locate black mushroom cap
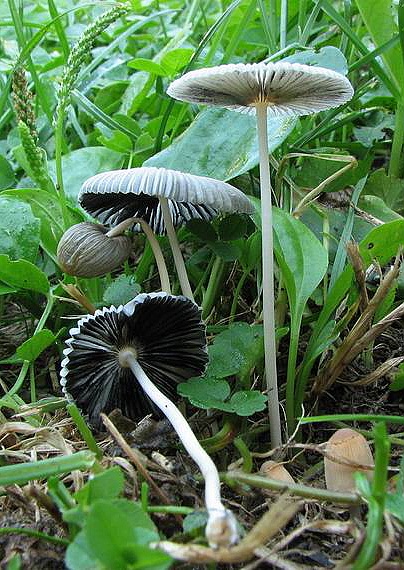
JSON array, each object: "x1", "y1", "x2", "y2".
[
  {"x1": 78, "y1": 166, "x2": 254, "y2": 234},
  {"x1": 60, "y1": 293, "x2": 208, "y2": 427}
]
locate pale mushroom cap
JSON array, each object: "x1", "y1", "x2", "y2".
[
  {"x1": 324, "y1": 428, "x2": 374, "y2": 493},
  {"x1": 259, "y1": 460, "x2": 295, "y2": 484},
  {"x1": 167, "y1": 62, "x2": 354, "y2": 117},
  {"x1": 79, "y1": 166, "x2": 254, "y2": 234}
]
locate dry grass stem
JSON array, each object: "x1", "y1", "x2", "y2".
[{"x1": 151, "y1": 496, "x2": 300, "y2": 563}]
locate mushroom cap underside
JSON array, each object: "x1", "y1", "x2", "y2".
[
  {"x1": 60, "y1": 292, "x2": 208, "y2": 427},
  {"x1": 167, "y1": 62, "x2": 354, "y2": 116}
]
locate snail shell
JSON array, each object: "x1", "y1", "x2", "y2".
[{"x1": 57, "y1": 222, "x2": 132, "y2": 277}]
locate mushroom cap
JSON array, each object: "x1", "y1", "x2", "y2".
[
  {"x1": 79, "y1": 166, "x2": 254, "y2": 234},
  {"x1": 167, "y1": 62, "x2": 354, "y2": 117},
  {"x1": 259, "y1": 460, "x2": 295, "y2": 484},
  {"x1": 324, "y1": 428, "x2": 374, "y2": 493},
  {"x1": 57, "y1": 222, "x2": 132, "y2": 277},
  {"x1": 60, "y1": 292, "x2": 208, "y2": 427}
]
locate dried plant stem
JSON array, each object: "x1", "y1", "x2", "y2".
[
  {"x1": 346, "y1": 241, "x2": 368, "y2": 311},
  {"x1": 159, "y1": 197, "x2": 194, "y2": 301},
  {"x1": 314, "y1": 253, "x2": 402, "y2": 393},
  {"x1": 101, "y1": 413, "x2": 173, "y2": 508},
  {"x1": 151, "y1": 496, "x2": 299, "y2": 563},
  {"x1": 106, "y1": 217, "x2": 171, "y2": 294},
  {"x1": 256, "y1": 103, "x2": 282, "y2": 449}
]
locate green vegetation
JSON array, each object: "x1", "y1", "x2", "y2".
[{"x1": 1, "y1": 0, "x2": 404, "y2": 567}]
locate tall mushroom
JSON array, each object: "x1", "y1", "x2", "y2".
[
  {"x1": 167, "y1": 62, "x2": 354, "y2": 447},
  {"x1": 60, "y1": 292, "x2": 238, "y2": 548},
  {"x1": 79, "y1": 166, "x2": 254, "y2": 301}
]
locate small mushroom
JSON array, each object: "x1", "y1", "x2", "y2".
[
  {"x1": 259, "y1": 460, "x2": 295, "y2": 484},
  {"x1": 167, "y1": 62, "x2": 354, "y2": 448},
  {"x1": 57, "y1": 222, "x2": 132, "y2": 277},
  {"x1": 79, "y1": 166, "x2": 253, "y2": 301},
  {"x1": 60, "y1": 292, "x2": 238, "y2": 548},
  {"x1": 324, "y1": 428, "x2": 374, "y2": 493}
]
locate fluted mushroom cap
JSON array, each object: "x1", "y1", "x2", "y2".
[
  {"x1": 60, "y1": 292, "x2": 208, "y2": 427},
  {"x1": 167, "y1": 62, "x2": 354, "y2": 117},
  {"x1": 79, "y1": 166, "x2": 254, "y2": 234}
]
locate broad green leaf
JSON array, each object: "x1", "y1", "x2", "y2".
[
  {"x1": 359, "y1": 218, "x2": 404, "y2": 265},
  {"x1": 186, "y1": 219, "x2": 218, "y2": 242},
  {"x1": 355, "y1": 0, "x2": 404, "y2": 94},
  {"x1": 0, "y1": 282, "x2": 17, "y2": 295},
  {"x1": 178, "y1": 377, "x2": 231, "y2": 409},
  {"x1": 359, "y1": 195, "x2": 402, "y2": 223},
  {"x1": 48, "y1": 147, "x2": 124, "y2": 201},
  {"x1": 363, "y1": 169, "x2": 404, "y2": 213},
  {"x1": 208, "y1": 241, "x2": 241, "y2": 261},
  {"x1": 218, "y1": 214, "x2": 248, "y2": 241},
  {"x1": 160, "y1": 48, "x2": 193, "y2": 74},
  {"x1": 16, "y1": 329, "x2": 56, "y2": 362},
  {"x1": 0, "y1": 255, "x2": 49, "y2": 294},
  {"x1": 98, "y1": 130, "x2": 132, "y2": 154},
  {"x1": 0, "y1": 156, "x2": 15, "y2": 189},
  {"x1": 67, "y1": 500, "x2": 171, "y2": 570},
  {"x1": 128, "y1": 58, "x2": 167, "y2": 76},
  {"x1": 273, "y1": 208, "x2": 328, "y2": 317},
  {"x1": 206, "y1": 322, "x2": 264, "y2": 379},
  {"x1": 2, "y1": 188, "x2": 80, "y2": 256},
  {"x1": 283, "y1": 46, "x2": 348, "y2": 74},
  {"x1": 103, "y1": 275, "x2": 141, "y2": 306},
  {"x1": 228, "y1": 391, "x2": 267, "y2": 416},
  {"x1": 145, "y1": 108, "x2": 296, "y2": 181},
  {"x1": 0, "y1": 196, "x2": 40, "y2": 262},
  {"x1": 74, "y1": 468, "x2": 125, "y2": 508},
  {"x1": 183, "y1": 511, "x2": 208, "y2": 535}
]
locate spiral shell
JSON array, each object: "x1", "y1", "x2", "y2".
[{"x1": 57, "y1": 222, "x2": 132, "y2": 277}]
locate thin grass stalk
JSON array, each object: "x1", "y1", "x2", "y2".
[{"x1": 256, "y1": 104, "x2": 282, "y2": 449}]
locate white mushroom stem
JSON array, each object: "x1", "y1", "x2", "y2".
[
  {"x1": 158, "y1": 196, "x2": 195, "y2": 302},
  {"x1": 255, "y1": 103, "x2": 282, "y2": 449},
  {"x1": 106, "y1": 217, "x2": 171, "y2": 294},
  {"x1": 119, "y1": 349, "x2": 238, "y2": 548}
]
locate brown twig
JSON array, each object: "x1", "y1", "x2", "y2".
[
  {"x1": 151, "y1": 496, "x2": 300, "y2": 563},
  {"x1": 101, "y1": 413, "x2": 174, "y2": 508}
]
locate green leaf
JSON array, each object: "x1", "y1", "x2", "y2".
[
  {"x1": 0, "y1": 451, "x2": 95, "y2": 486},
  {"x1": 228, "y1": 391, "x2": 267, "y2": 416},
  {"x1": 66, "y1": 500, "x2": 171, "y2": 570},
  {"x1": 182, "y1": 511, "x2": 208, "y2": 536},
  {"x1": 98, "y1": 130, "x2": 132, "y2": 154},
  {"x1": 75, "y1": 467, "x2": 125, "y2": 508},
  {"x1": 390, "y1": 363, "x2": 404, "y2": 392},
  {"x1": 363, "y1": 169, "x2": 404, "y2": 213},
  {"x1": 0, "y1": 156, "x2": 15, "y2": 190},
  {"x1": 355, "y1": 0, "x2": 404, "y2": 94},
  {"x1": 0, "y1": 196, "x2": 40, "y2": 262},
  {"x1": 208, "y1": 241, "x2": 241, "y2": 261},
  {"x1": 178, "y1": 377, "x2": 231, "y2": 409},
  {"x1": 2, "y1": 188, "x2": 80, "y2": 256},
  {"x1": 0, "y1": 255, "x2": 49, "y2": 294},
  {"x1": 103, "y1": 275, "x2": 141, "y2": 306},
  {"x1": 283, "y1": 46, "x2": 349, "y2": 74},
  {"x1": 358, "y1": 195, "x2": 402, "y2": 223},
  {"x1": 206, "y1": 322, "x2": 264, "y2": 379},
  {"x1": 273, "y1": 208, "x2": 328, "y2": 318},
  {"x1": 128, "y1": 58, "x2": 167, "y2": 76},
  {"x1": 16, "y1": 329, "x2": 56, "y2": 362},
  {"x1": 359, "y1": 218, "x2": 404, "y2": 265},
  {"x1": 186, "y1": 219, "x2": 217, "y2": 242},
  {"x1": 218, "y1": 214, "x2": 248, "y2": 241},
  {"x1": 48, "y1": 147, "x2": 124, "y2": 201},
  {"x1": 145, "y1": 108, "x2": 296, "y2": 181},
  {"x1": 160, "y1": 48, "x2": 193, "y2": 74}
]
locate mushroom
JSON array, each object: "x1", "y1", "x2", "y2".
[
  {"x1": 259, "y1": 460, "x2": 295, "y2": 485},
  {"x1": 79, "y1": 166, "x2": 254, "y2": 301},
  {"x1": 60, "y1": 292, "x2": 238, "y2": 548},
  {"x1": 167, "y1": 62, "x2": 354, "y2": 447},
  {"x1": 57, "y1": 221, "x2": 132, "y2": 277},
  {"x1": 324, "y1": 428, "x2": 374, "y2": 493}
]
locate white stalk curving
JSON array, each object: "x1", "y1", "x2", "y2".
[{"x1": 119, "y1": 349, "x2": 238, "y2": 549}]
